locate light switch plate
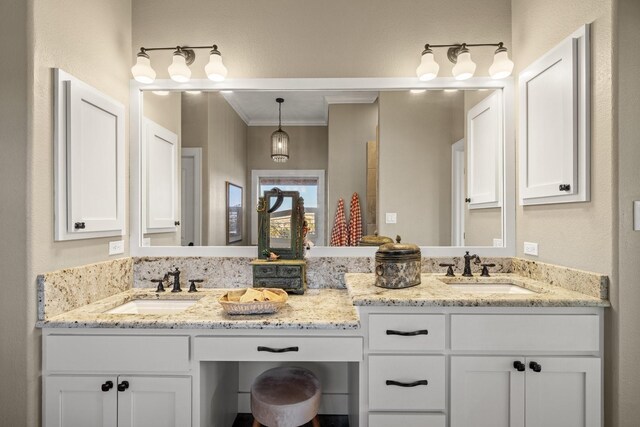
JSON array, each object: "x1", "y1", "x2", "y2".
[
  {"x1": 109, "y1": 240, "x2": 124, "y2": 255},
  {"x1": 385, "y1": 213, "x2": 397, "y2": 224},
  {"x1": 634, "y1": 201, "x2": 640, "y2": 231},
  {"x1": 523, "y1": 241, "x2": 539, "y2": 256}
]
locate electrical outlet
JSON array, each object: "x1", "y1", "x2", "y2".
[
  {"x1": 523, "y1": 242, "x2": 539, "y2": 256},
  {"x1": 493, "y1": 238, "x2": 503, "y2": 247},
  {"x1": 385, "y1": 213, "x2": 397, "y2": 224},
  {"x1": 634, "y1": 201, "x2": 640, "y2": 231},
  {"x1": 109, "y1": 240, "x2": 124, "y2": 255}
]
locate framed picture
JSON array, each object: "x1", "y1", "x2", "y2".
[{"x1": 226, "y1": 182, "x2": 243, "y2": 244}]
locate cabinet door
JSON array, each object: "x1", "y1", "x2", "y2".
[
  {"x1": 466, "y1": 91, "x2": 502, "y2": 209},
  {"x1": 450, "y1": 356, "x2": 525, "y2": 427},
  {"x1": 117, "y1": 376, "x2": 191, "y2": 427},
  {"x1": 45, "y1": 375, "x2": 117, "y2": 427},
  {"x1": 143, "y1": 119, "x2": 179, "y2": 232},
  {"x1": 525, "y1": 357, "x2": 601, "y2": 427}
]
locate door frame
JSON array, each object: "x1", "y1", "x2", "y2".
[
  {"x1": 451, "y1": 139, "x2": 465, "y2": 246},
  {"x1": 181, "y1": 148, "x2": 203, "y2": 246}
]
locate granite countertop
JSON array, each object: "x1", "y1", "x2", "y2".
[
  {"x1": 346, "y1": 273, "x2": 610, "y2": 307},
  {"x1": 38, "y1": 288, "x2": 360, "y2": 330}
]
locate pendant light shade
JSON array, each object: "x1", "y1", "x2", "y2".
[
  {"x1": 271, "y1": 98, "x2": 289, "y2": 163},
  {"x1": 131, "y1": 52, "x2": 156, "y2": 84},
  {"x1": 489, "y1": 45, "x2": 514, "y2": 79},
  {"x1": 452, "y1": 46, "x2": 476, "y2": 80},
  {"x1": 205, "y1": 46, "x2": 228, "y2": 81},
  {"x1": 168, "y1": 50, "x2": 191, "y2": 82},
  {"x1": 416, "y1": 47, "x2": 439, "y2": 81}
]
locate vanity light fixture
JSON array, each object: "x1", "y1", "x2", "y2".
[
  {"x1": 271, "y1": 98, "x2": 290, "y2": 163},
  {"x1": 131, "y1": 44, "x2": 228, "y2": 84},
  {"x1": 416, "y1": 42, "x2": 514, "y2": 80}
]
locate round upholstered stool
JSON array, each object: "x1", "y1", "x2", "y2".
[{"x1": 250, "y1": 366, "x2": 321, "y2": 427}]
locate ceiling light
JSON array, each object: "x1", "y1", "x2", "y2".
[
  {"x1": 131, "y1": 44, "x2": 228, "y2": 84},
  {"x1": 416, "y1": 45, "x2": 439, "y2": 81},
  {"x1": 410, "y1": 89, "x2": 427, "y2": 94},
  {"x1": 186, "y1": 90, "x2": 202, "y2": 95},
  {"x1": 220, "y1": 90, "x2": 234, "y2": 94},
  {"x1": 271, "y1": 98, "x2": 289, "y2": 163},
  {"x1": 489, "y1": 43, "x2": 514, "y2": 79},
  {"x1": 452, "y1": 45, "x2": 476, "y2": 80}
]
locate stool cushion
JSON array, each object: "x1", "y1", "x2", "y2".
[{"x1": 251, "y1": 366, "x2": 321, "y2": 427}]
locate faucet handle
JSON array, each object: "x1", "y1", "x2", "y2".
[
  {"x1": 480, "y1": 263, "x2": 496, "y2": 277},
  {"x1": 150, "y1": 277, "x2": 166, "y2": 292},
  {"x1": 188, "y1": 279, "x2": 204, "y2": 293},
  {"x1": 438, "y1": 263, "x2": 455, "y2": 277}
]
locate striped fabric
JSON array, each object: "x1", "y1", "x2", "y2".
[
  {"x1": 330, "y1": 198, "x2": 348, "y2": 246},
  {"x1": 348, "y1": 192, "x2": 362, "y2": 246}
]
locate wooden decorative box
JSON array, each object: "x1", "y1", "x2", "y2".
[{"x1": 250, "y1": 259, "x2": 307, "y2": 295}]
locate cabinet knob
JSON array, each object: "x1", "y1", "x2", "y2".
[
  {"x1": 465, "y1": 198, "x2": 471, "y2": 203},
  {"x1": 559, "y1": 184, "x2": 571, "y2": 192},
  {"x1": 117, "y1": 380, "x2": 130, "y2": 392},
  {"x1": 513, "y1": 361, "x2": 526, "y2": 372},
  {"x1": 529, "y1": 361, "x2": 542, "y2": 372},
  {"x1": 74, "y1": 222, "x2": 86, "y2": 230},
  {"x1": 101, "y1": 381, "x2": 113, "y2": 392},
  {"x1": 174, "y1": 221, "x2": 181, "y2": 226}
]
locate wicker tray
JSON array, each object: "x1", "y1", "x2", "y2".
[{"x1": 218, "y1": 288, "x2": 288, "y2": 315}]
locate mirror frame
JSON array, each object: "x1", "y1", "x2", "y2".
[{"x1": 130, "y1": 77, "x2": 515, "y2": 258}]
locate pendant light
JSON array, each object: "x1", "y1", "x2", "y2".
[
  {"x1": 452, "y1": 44, "x2": 476, "y2": 80},
  {"x1": 489, "y1": 43, "x2": 515, "y2": 79},
  {"x1": 271, "y1": 98, "x2": 290, "y2": 163}
]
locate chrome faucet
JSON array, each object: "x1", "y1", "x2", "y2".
[
  {"x1": 167, "y1": 267, "x2": 182, "y2": 292},
  {"x1": 462, "y1": 251, "x2": 481, "y2": 277}
]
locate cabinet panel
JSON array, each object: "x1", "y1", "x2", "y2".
[
  {"x1": 45, "y1": 375, "x2": 118, "y2": 427},
  {"x1": 117, "y1": 376, "x2": 191, "y2": 427},
  {"x1": 369, "y1": 314, "x2": 445, "y2": 351},
  {"x1": 368, "y1": 355, "x2": 445, "y2": 411},
  {"x1": 369, "y1": 413, "x2": 446, "y2": 427},
  {"x1": 450, "y1": 356, "x2": 525, "y2": 427},
  {"x1": 525, "y1": 357, "x2": 601, "y2": 427}
]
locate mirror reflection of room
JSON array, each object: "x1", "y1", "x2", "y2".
[{"x1": 141, "y1": 88, "x2": 503, "y2": 248}]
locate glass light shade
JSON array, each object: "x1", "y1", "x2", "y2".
[
  {"x1": 205, "y1": 53, "x2": 228, "y2": 82},
  {"x1": 271, "y1": 129, "x2": 289, "y2": 163},
  {"x1": 489, "y1": 50, "x2": 514, "y2": 79},
  {"x1": 168, "y1": 53, "x2": 191, "y2": 83},
  {"x1": 416, "y1": 52, "x2": 439, "y2": 81},
  {"x1": 452, "y1": 51, "x2": 476, "y2": 80},
  {"x1": 131, "y1": 55, "x2": 156, "y2": 84}
]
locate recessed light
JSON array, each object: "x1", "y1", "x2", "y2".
[
  {"x1": 410, "y1": 89, "x2": 427, "y2": 94},
  {"x1": 152, "y1": 90, "x2": 170, "y2": 96},
  {"x1": 220, "y1": 90, "x2": 234, "y2": 94},
  {"x1": 444, "y1": 89, "x2": 458, "y2": 93},
  {"x1": 186, "y1": 90, "x2": 202, "y2": 95}
]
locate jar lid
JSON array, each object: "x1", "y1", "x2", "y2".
[
  {"x1": 376, "y1": 235, "x2": 421, "y2": 256},
  {"x1": 360, "y1": 231, "x2": 394, "y2": 246}
]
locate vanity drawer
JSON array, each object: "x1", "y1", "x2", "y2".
[
  {"x1": 253, "y1": 265, "x2": 278, "y2": 278},
  {"x1": 45, "y1": 335, "x2": 190, "y2": 373},
  {"x1": 254, "y1": 277, "x2": 302, "y2": 291},
  {"x1": 277, "y1": 265, "x2": 302, "y2": 278},
  {"x1": 368, "y1": 355, "x2": 445, "y2": 411},
  {"x1": 369, "y1": 314, "x2": 445, "y2": 351},
  {"x1": 369, "y1": 413, "x2": 446, "y2": 427},
  {"x1": 451, "y1": 314, "x2": 600, "y2": 352},
  {"x1": 194, "y1": 336, "x2": 362, "y2": 362}
]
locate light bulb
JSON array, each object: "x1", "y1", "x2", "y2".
[
  {"x1": 416, "y1": 48, "x2": 439, "y2": 81},
  {"x1": 168, "y1": 51, "x2": 191, "y2": 83},
  {"x1": 489, "y1": 48, "x2": 514, "y2": 79},
  {"x1": 205, "y1": 47, "x2": 228, "y2": 82},
  {"x1": 131, "y1": 52, "x2": 156, "y2": 84},
  {"x1": 452, "y1": 48, "x2": 476, "y2": 80}
]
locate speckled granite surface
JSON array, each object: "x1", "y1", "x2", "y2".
[
  {"x1": 346, "y1": 273, "x2": 610, "y2": 307},
  {"x1": 37, "y1": 288, "x2": 359, "y2": 330},
  {"x1": 38, "y1": 258, "x2": 132, "y2": 321},
  {"x1": 511, "y1": 258, "x2": 608, "y2": 299}
]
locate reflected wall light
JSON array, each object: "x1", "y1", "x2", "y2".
[
  {"x1": 416, "y1": 42, "x2": 513, "y2": 80},
  {"x1": 131, "y1": 44, "x2": 228, "y2": 84}
]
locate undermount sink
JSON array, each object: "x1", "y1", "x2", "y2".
[
  {"x1": 106, "y1": 299, "x2": 198, "y2": 315},
  {"x1": 446, "y1": 283, "x2": 536, "y2": 295}
]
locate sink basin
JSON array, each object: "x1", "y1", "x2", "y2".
[
  {"x1": 447, "y1": 283, "x2": 536, "y2": 295},
  {"x1": 106, "y1": 299, "x2": 198, "y2": 315}
]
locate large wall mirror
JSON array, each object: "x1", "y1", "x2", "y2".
[{"x1": 131, "y1": 79, "x2": 515, "y2": 257}]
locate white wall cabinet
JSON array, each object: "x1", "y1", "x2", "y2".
[
  {"x1": 45, "y1": 375, "x2": 190, "y2": 427},
  {"x1": 54, "y1": 69, "x2": 125, "y2": 240},
  {"x1": 467, "y1": 91, "x2": 502, "y2": 209},
  {"x1": 451, "y1": 356, "x2": 601, "y2": 427},
  {"x1": 519, "y1": 25, "x2": 590, "y2": 205},
  {"x1": 143, "y1": 118, "x2": 179, "y2": 233}
]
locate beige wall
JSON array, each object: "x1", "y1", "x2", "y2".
[
  {"x1": 182, "y1": 93, "x2": 210, "y2": 245},
  {"x1": 0, "y1": 0, "x2": 29, "y2": 424},
  {"x1": 616, "y1": 0, "x2": 640, "y2": 424},
  {"x1": 328, "y1": 103, "x2": 378, "y2": 238},
  {"x1": 143, "y1": 92, "x2": 182, "y2": 246},
  {"x1": 378, "y1": 91, "x2": 460, "y2": 246},
  {"x1": 207, "y1": 93, "x2": 248, "y2": 245},
  {"x1": 464, "y1": 90, "x2": 503, "y2": 246}
]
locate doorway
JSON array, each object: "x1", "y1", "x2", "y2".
[{"x1": 181, "y1": 148, "x2": 202, "y2": 246}]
